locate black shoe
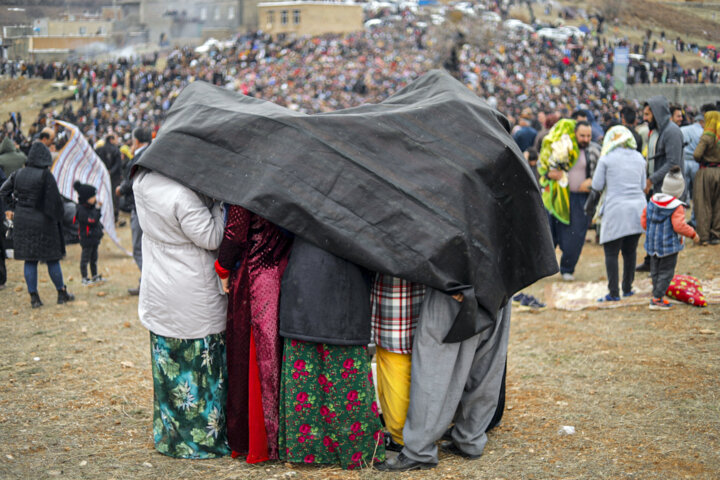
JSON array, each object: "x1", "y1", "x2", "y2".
[
  {"x1": 440, "y1": 441, "x2": 483, "y2": 460},
  {"x1": 441, "y1": 426, "x2": 454, "y2": 442},
  {"x1": 384, "y1": 434, "x2": 404, "y2": 453},
  {"x1": 118, "y1": 220, "x2": 127, "y2": 227},
  {"x1": 374, "y1": 453, "x2": 437, "y2": 472},
  {"x1": 30, "y1": 292, "x2": 43, "y2": 308},
  {"x1": 57, "y1": 287, "x2": 75, "y2": 304},
  {"x1": 128, "y1": 287, "x2": 140, "y2": 296},
  {"x1": 635, "y1": 262, "x2": 650, "y2": 272}
]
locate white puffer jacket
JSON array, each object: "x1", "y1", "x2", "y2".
[{"x1": 133, "y1": 170, "x2": 226, "y2": 339}]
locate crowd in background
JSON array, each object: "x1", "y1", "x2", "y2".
[{"x1": 0, "y1": 1, "x2": 718, "y2": 155}]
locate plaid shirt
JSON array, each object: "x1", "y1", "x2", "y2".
[{"x1": 370, "y1": 273, "x2": 426, "y2": 354}]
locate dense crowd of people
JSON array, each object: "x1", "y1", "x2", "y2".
[
  {"x1": 1, "y1": 4, "x2": 718, "y2": 155},
  {"x1": 1, "y1": 4, "x2": 720, "y2": 473}
]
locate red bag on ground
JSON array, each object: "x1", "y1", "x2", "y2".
[{"x1": 666, "y1": 275, "x2": 708, "y2": 307}]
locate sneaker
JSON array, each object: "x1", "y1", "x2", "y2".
[
  {"x1": 649, "y1": 298, "x2": 672, "y2": 310},
  {"x1": 512, "y1": 293, "x2": 528, "y2": 305},
  {"x1": 623, "y1": 291, "x2": 635, "y2": 298},
  {"x1": 92, "y1": 274, "x2": 105, "y2": 284},
  {"x1": 561, "y1": 273, "x2": 575, "y2": 281},
  {"x1": 81, "y1": 277, "x2": 93, "y2": 286},
  {"x1": 598, "y1": 294, "x2": 620, "y2": 302},
  {"x1": 520, "y1": 294, "x2": 546, "y2": 311}
]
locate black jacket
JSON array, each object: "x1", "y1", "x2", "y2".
[
  {"x1": 0, "y1": 143, "x2": 65, "y2": 261},
  {"x1": 74, "y1": 202, "x2": 103, "y2": 247},
  {"x1": 96, "y1": 142, "x2": 123, "y2": 184},
  {"x1": 117, "y1": 145, "x2": 147, "y2": 212},
  {"x1": 279, "y1": 238, "x2": 372, "y2": 345}
]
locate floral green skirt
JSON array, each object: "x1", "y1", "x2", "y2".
[
  {"x1": 278, "y1": 339, "x2": 386, "y2": 470},
  {"x1": 150, "y1": 332, "x2": 231, "y2": 459}
]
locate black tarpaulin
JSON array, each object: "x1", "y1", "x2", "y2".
[{"x1": 137, "y1": 69, "x2": 558, "y2": 342}]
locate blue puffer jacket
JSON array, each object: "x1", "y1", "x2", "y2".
[{"x1": 644, "y1": 194, "x2": 684, "y2": 258}]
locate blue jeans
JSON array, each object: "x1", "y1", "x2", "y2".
[
  {"x1": 24, "y1": 260, "x2": 64, "y2": 293},
  {"x1": 684, "y1": 158, "x2": 699, "y2": 224},
  {"x1": 548, "y1": 192, "x2": 590, "y2": 275},
  {"x1": 684, "y1": 158, "x2": 700, "y2": 199}
]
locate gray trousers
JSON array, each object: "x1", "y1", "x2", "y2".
[
  {"x1": 402, "y1": 288, "x2": 511, "y2": 464},
  {"x1": 650, "y1": 252, "x2": 678, "y2": 299},
  {"x1": 130, "y1": 209, "x2": 143, "y2": 271}
]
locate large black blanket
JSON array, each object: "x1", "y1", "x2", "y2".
[{"x1": 138, "y1": 69, "x2": 558, "y2": 342}]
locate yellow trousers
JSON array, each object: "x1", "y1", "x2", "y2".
[{"x1": 376, "y1": 346, "x2": 411, "y2": 445}]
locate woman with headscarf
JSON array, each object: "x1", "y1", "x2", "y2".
[
  {"x1": 133, "y1": 167, "x2": 230, "y2": 459},
  {"x1": 588, "y1": 125, "x2": 647, "y2": 301},
  {"x1": 693, "y1": 110, "x2": 720, "y2": 245},
  {"x1": 276, "y1": 238, "x2": 385, "y2": 469},
  {"x1": 214, "y1": 205, "x2": 292, "y2": 463},
  {"x1": 0, "y1": 142, "x2": 74, "y2": 307}
]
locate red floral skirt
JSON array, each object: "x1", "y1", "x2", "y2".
[{"x1": 278, "y1": 339, "x2": 386, "y2": 470}]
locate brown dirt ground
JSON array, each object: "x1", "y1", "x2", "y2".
[
  {"x1": 0, "y1": 78, "x2": 75, "y2": 136},
  {"x1": 0, "y1": 214, "x2": 719, "y2": 480}
]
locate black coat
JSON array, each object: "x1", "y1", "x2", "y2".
[
  {"x1": 96, "y1": 142, "x2": 123, "y2": 184},
  {"x1": 279, "y1": 238, "x2": 372, "y2": 345},
  {"x1": 74, "y1": 202, "x2": 103, "y2": 247},
  {"x1": 117, "y1": 145, "x2": 147, "y2": 212},
  {"x1": 0, "y1": 143, "x2": 65, "y2": 261}
]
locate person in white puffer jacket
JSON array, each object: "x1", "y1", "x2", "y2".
[{"x1": 133, "y1": 168, "x2": 230, "y2": 459}]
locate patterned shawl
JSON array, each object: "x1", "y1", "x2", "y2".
[
  {"x1": 600, "y1": 125, "x2": 637, "y2": 157},
  {"x1": 538, "y1": 119, "x2": 579, "y2": 224},
  {"x1": 703, "y1": 111, "x2": 720, "y2": 145}
]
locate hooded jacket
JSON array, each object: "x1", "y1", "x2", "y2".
[
  {"x1": 74, "y1": 202, "x2": 103, "y2": 247},
  {"x1": 0, "y1": 136, "x2": 27, "y2": 176},
  {"x1": 642, "y1": 193, "x2": 696, "y2": 257},
  {"x1": 646, "y1": 96, "x2": 684, "y2": 191},
  {"x1": 0, "y1": 142, "x2": 65, "y2": 261}
]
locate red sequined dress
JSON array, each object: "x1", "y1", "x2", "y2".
[{"x1": 215, "y1": 205, "x2": 292, "y2": 462}]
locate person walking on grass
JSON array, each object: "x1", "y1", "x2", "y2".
[
  {"x1": 641, "y1": 166, "x2": 700, "y2": 310},
  {"x1": 588, "y1": 126, "x2": 647, "y2": 302},
  {"x1": 0, "y1": 142, "x2": 74, "y2": 308}
]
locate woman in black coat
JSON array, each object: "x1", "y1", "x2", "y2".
[
  {"x1": 0, "y1": 142, "x2": 74, "y2": 307},
  {"x1": 276, "y1": 238, "x2": 386, "y2": 469}
]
